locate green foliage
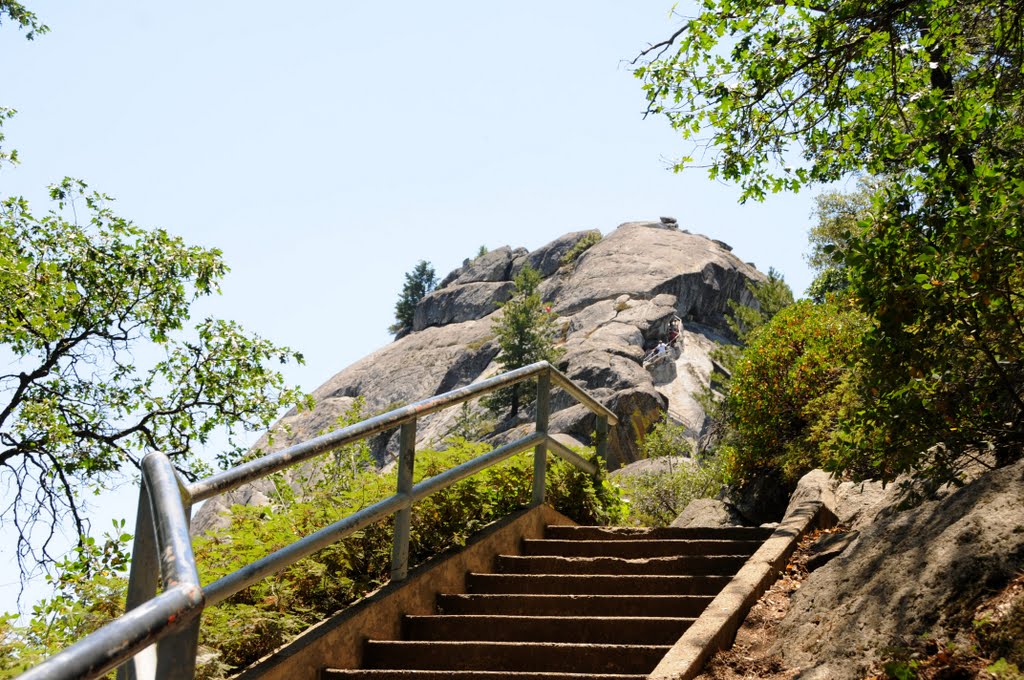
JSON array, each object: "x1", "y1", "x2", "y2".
[
  {"x1": 388, "y1": 260, "x2": 437, "y2": 337},
  {"x1": 0, "y1": 5, "x2": 49, "y2": 168},
  {"x1": 559, "y1": 232, "x2": 602, "y2": 267},
  {"x1": 882, "y1": 659, "x2": 921, "y2": 680},
  {"x1": 987, "y1": 658, "x2": 1024, "y2": 679},
  {"x1": 0, "y1": 178, "x2": 308, "y2": 578},
  {"x1": 489, "y1": 265, "x2": 563, "y2": 418},
  {"x1": 642, "y1": 418, "x2": 693, "y2": 460},
  {"x1": 725, "y1": 301, "x2": 865, "y2": 485},
  {"x1": 445, "y1": 401, "x2": 496, "y2": 442},
  {"x1": 615, "y1": 419, "x2": 728, "y2": 526},
  {"x1": 636, "y1": 0, "x2": 1024, "y2": 486},
  {"x1": 714, "y1": 267, "x2": 794, "y2": 371},
  {"x1": 834, "y1": 170, "x2": 1024, "y2": 486},
  {"x1": 806, "y1": 178, "x2": 882, "y2": 302},
  {"x1": 0, "y1": 2, "x2": 46, "y2": 39},
  {"x1": 0, "y1": 522, "x2": 131, "y2": 679},
  {"x1": 189, "y1": 437, "x2": 621, "y2": 673},
  {"x1": 976, "y1": 597, "x2": 1024, "y2": 670},
  {"x1": 476, "y1": 245, "x2": 488, "y2": 259}
]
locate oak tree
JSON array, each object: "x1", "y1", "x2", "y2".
[
  {"x1": 636, "y1": 0, "x2": 1024, "y2": 484},
  {"x1": 0, "y1": 179, "x2": 308, "y2": 580}
]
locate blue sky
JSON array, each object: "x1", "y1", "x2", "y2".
[{"x1": 0, "y1": 1, "x2": 823, "y2": 607}]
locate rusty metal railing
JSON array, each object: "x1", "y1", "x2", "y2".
[{"x1": 19, "y1": 361, "x2": 617, "y2": 680}]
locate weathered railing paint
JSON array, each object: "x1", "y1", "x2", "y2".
[{"x1": 19, "y1": 361, "x2": 616, "y2": 680}]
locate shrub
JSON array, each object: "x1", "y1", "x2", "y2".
[
  {"x1": 191, "y1": 438, "x2": 621, "y2": 674},
  {"x1": 613, "y1": 419, "x2": 728, "y2": 526},
  {"x1": 559, "y1": 232, "x2": 602, "y2": 267},
  {"x1": 1, "y1": 435, "x2": 621, "y2": 678},
  {"x1": 724, "y1": 300, "x2": 865, "y2": 486}
]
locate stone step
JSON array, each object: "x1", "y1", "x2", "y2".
[
  {"x1": 521, "y1": 538, "x2": 762, "y2": 558},
  {"x1": 495, "y1": 554, "x2": 746, "y2": 576},
  {"x1": 403, "y1": 614, "x2": 693, "y2": 644},
  {"x1": 362, "y1": 640, "x2": 671, "y2": 675},
  {"x1": 437, "y1": 593, "x2": 714, "y2": 617},
  {"x1": 545, "y1": 525, "x2": 773, "y2": 542},
  {"x1": 325, "y1": 671, "x2": 648, "y2": 680},
  {"x1": 466, "y1": 572, "x2": 731, "y2": 596}
]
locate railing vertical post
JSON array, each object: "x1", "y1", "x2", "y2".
[
  {"x1": 390, "y1": 419, "x2": 417, "y2": 581},
  {"x1": 118, "y1": 484, "x2": 158, "y2": 680},
  {"x1": 532, "y1": 370, "x2": 551, "y2": 506},
  {"x1": 154, "y1": 477, "x2": 199, "y2": 680},
  {"x1": 595, "y1": 415, "x2": 609, "y2": 464}
]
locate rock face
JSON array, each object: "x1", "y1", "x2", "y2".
[
  {"x1": 772, "y1": 459, "x2": 1024, "y2": 678},
  {"x1": 193, "y1": 221, "x2": 766, "y2": 533},
  {"x1": 670, "y1": 498, "x2": 746, "y2": 528}
]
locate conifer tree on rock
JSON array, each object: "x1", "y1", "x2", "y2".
[
  {"x1": 389, "y1": 260, "x2": 437, "y2": 338},
  {"x1": 490, "y1": 265, "x2": 562, "y2": 419}
]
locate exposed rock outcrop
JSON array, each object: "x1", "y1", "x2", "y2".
[
  {"x1": 772, "y1": 459, "x2": 1024, "y2": 678},
  {"x1": 193, "y1": 221, "x2": 766, "y2": 533},
  {"x1": 670, "y1": 498, "x2": 746, "y2": 528}
]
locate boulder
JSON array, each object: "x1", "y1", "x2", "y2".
[
  {"x1": 773, "y1": 458, "x2": 1024, "y2": 678},
  {"x1": 610, "y1": 455, "x2": 691, "y2": 480},
  {"x1": 413, "y1": 281, "x2": 514, "y2": 331},
  {"x1": 614, "y1": 293, "x2": 678, "y2": 342},
  {"x1": 604, "y1": 387, "x2": 666, "y2": 467},
  {"x1": 730, "y1": 468, "x2": 792, "y2": 525},
  {"x1": 512, "y1": 230, "x2": 603, "y2": 279},
  {"x1": 564, "y1": 299, "x2": 619, "y2": 338},
  {"x1": 804, "y1": 530, "x2": 860, "y2": 572},
  {"x1": 450, "y1": 246, "x2": 524, "y2": 285},
  {"x1": 785, "y1": 468, "x2": 899, "y2": 532},
  {"x1": 551, "y1": 222, "x2": 763, "y2": 323},
  {"x1": 670, "y1": 498, "x2": 747, "y2": 528}
]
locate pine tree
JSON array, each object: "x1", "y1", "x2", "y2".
[
  {"x1": 490, "y1": 266, "x2": 562, "y2": 419},
  {"x1": 389, "y1": 260, "x2": 437, "y2": 337}
]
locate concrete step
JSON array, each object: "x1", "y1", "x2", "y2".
[
  {"x1": 495, "y1": 554, "x2": 747, "y2": 576},
  {"x1": 325, "y1": 670, "x2": 648, "y2": 679},
  {"x1": 437, "y1": 593, "x2": 714, "y2": 617},
  {"x1": 466, "y1": 573, "x2": 731, "y2": 596},
  {"x1": 546, "y1": 525, "x2": 773, "y2": 542},
  {"x1": 521, "y1": 538, "x2": 762, "y2": 558},
  {"x1": 403, "y1": 614, "x2": 693, "y2": 644},
  {"x1": 362, "y1": 640, "x2": 671, "y2": 674}
]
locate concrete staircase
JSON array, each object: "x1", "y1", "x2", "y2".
[{"x1": 325, "y1": 524, "x2": 773, "y2": 679}]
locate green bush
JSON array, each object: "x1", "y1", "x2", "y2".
[
  {"x1": 191, "y1": 438, "x2": 621, "y2": 673},
  {"x1": 0, "y1": 523, "x2": 131, "y2": 679},
  {"x1": 559, "y1": 232, "x2": 602, "y2": 267},
  {"x1": 613, "y1": 419, "x2": 728, "y2": 526},
  {"x1": 724, "y1": 300, "x2": 865, "y2": 486},
  {"x1": 1, "y1": 436, "x2": 621, "y2": 678}
]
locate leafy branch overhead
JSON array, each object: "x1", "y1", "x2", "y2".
[
  {"x1": 638, "y1": 0, "x2": 1024, "y2": 486},
  {"x1": 0, "y1": 179, "x2": 309, "y2": 580}
]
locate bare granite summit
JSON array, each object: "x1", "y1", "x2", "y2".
[{"x1": 193, "y1": 221, "x2": 766, "y2": 533}]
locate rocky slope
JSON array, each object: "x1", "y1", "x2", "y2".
[
  {"x1": 194, "y1": 219, "x2": 765, "y2": 532},
  {"x1": 772, "y1": 460, "x2": 1024, "y2": 678}
]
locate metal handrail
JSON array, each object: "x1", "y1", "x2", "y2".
[{"x1": 19, "y1": 361, "x2": 617, "y2": 680}]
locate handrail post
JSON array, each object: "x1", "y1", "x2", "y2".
[
  {"x1": 154, "y1": 476, "x2": 198, "y2": 680},
  {"x1": 118, "y1": 485, "x2": 159, "y2": 680},
  {"x1": 532, "y1": 370, "x2": 551, "y2": 506},
  {"x1": 390, "y1": 419, "x2": 417, "y2": 581},
  {"x1": 595, "y1": 415, "x2": 609, "y2": 465}
]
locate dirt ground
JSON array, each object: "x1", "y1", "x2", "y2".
[{"x1": 691, "y1": 528, "x2": 828, "y2": 680}]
